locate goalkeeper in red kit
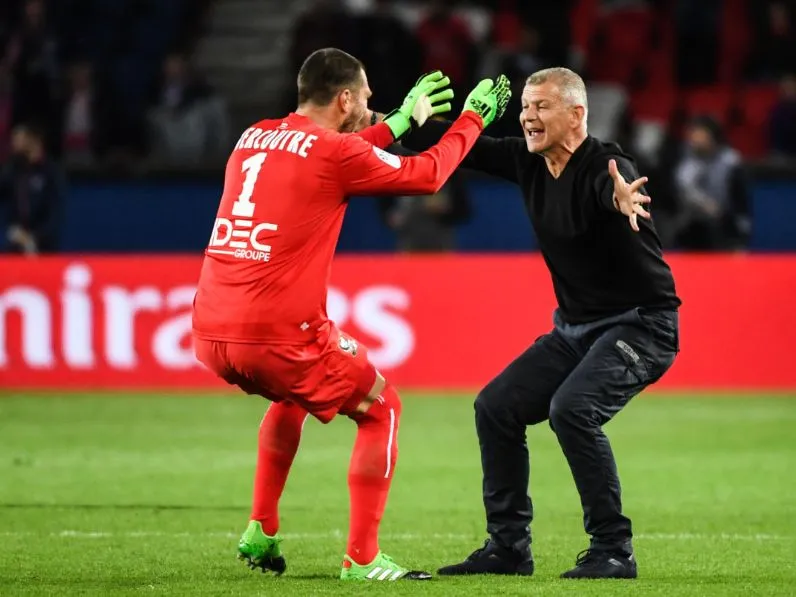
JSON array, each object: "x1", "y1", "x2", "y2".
[{"x1": 191, "y1": 47, "x2": 511, "y2": 581}]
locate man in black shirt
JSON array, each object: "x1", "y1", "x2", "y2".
[
  {"x1": 0, "y1": 123, "x2": 64, "y2": 254},
  {"x1": 403, "y1": 67, "x2": 681, "y2": 580}
]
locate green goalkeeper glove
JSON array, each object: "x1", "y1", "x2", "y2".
[
  {"x1": 383, "y1": 70, "x2": 455, "y2": 139},
  {"x1": 462, "y1": 74, "x2": 512, "y2": 128}
]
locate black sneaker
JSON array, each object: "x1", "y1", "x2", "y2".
[
  {"x1": 437, "y1": 539, "x2": 534, "y2": 576},
  {"x1": 560, "y1": 548, "x2": 637, "y2": 579}
]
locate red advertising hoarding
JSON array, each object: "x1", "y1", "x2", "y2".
[{"x1": 2, "y1": 255, "x2": 795, "y2": 391}]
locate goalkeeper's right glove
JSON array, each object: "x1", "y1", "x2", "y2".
[
  {"x1": 383, "y1": 70, "x2": 455, "y2": 139},
  {"x1": 462, "y1": 74, "x2": 512, "y2": 128}
]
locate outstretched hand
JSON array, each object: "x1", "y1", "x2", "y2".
[
  {"x1": 608, "y1": 159, "x2": 651, "y2": 232},
  {"x1": 462, "y1": 74, "x2": 512, "y2": 128},
  {"x1": 383, "y1": 70, "x2": 455, "y2": 139}
]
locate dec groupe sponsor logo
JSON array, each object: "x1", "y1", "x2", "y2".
[
  {"x1": 208, "y1": 217, "x2": 277, "y2": 263},
  {"x1": 0, "y1": 263, "x2": 415, "y2": 373},
  {"x1": 207, "y1": 152, "x2": 278, "y2": 263}
]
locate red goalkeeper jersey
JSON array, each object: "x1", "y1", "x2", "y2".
[{"x1": 192, "y1": 111, "x2": 483, "y2": 344}]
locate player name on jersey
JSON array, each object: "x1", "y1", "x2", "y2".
[{"x1": 233, "y1": 123, "x2": 318, "y2": 157}]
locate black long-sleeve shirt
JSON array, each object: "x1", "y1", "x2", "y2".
[
  {"x1": 403, "y1": 122, "x2": 681, "y2": 323},
  {"x1": 0, "y1": 156, "x2": 65, "y2": 252}
]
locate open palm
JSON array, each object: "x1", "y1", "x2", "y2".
[{"x1": 609, "y1": 159, "x2": 652, "y2": 232}]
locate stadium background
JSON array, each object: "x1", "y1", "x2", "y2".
[{"x1": 1, "y1": 1, "x2": 795, "y2": 595}]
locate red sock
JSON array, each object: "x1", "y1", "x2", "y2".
[
  {"x1": 250, "y1": 401, "x2": 308, "y2": 535},
  {"x1": 346, "y1": 384, "x2": 401, "y2": 565}
]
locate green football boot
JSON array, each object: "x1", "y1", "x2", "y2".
[
  {"x1": 340, "y1": 552, "x2": 431, "y2": 581},
  {"x1": 237, "y1": 520, "x2": 286, "y2": 575}
]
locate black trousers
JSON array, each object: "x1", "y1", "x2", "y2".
[{"x1": 475, "y1": 308, "x2": 679, "y2": 554}]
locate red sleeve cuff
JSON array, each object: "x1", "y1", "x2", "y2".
[{"x1": 365, "y1": 122, "x2": 395, "y2": 148}]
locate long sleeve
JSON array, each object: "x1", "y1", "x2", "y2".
[
  {"x1": 338, "y1": 112, "x2": 484, "y2": 196},
  {"x1": 402, "y1": 118, "x2": 526, "y2": 183},
  {"x1": 354, "y1": 122, "x2": 394, "y2": 149}
]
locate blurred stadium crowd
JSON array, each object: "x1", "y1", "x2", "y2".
[
  {"x1": 0, "y1": 0, "x2": 216, "y2": 165},
  {"x1": 1, "y1": 0, "x2": 796, "y2": 254}
]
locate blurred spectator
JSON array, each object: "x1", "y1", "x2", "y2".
[
  {"x1": 0, "y1": 0, "x2": 23, "y2": 51},
  {"x1": 484, "y1": 23, "x2": 550, "y2": 138},
  {"x1": 0, "y1": 64, "x2": 13, "y2": 161},
  {"x1": 674, "y1": 0, "x2": 720, "y2": 86},
  {"x1": 586, "y1": 83, "x2": 629, "y2": 142},
  {"x1": 601, "y1": 0, "x2": 651, "y2": 8},
  {"x1": 672, "y1": 116, "x2": 751, "y2": 250},
  {"x1": 379, "y1": 172, "x2": 471, "y2": 252},
  {"x1": 388, "y1": 1, "x2": 477, "y2": 251},
  {"x1": 174, "y1": 0, "x2": 215, "y2": 56},
  {"x1": 354, "y1": 0, "x2": 420, "y2": 113},
  {"x1": 503, "y1": 24, "x2": 547, "y2": 79},
  {"x1": 748, "y1": 1, "x2": 796, "y2": 81},
  {"x1": 633, "y1": 121, "x2": 685, "y2": 250},
  {"x1": 286, "y1": 0, "x2": 359, "y2": 111},
  {"x1": 415, "y1": 0, "x2": 477, "y2": 105},
  {"x1": 4, "y1": 0, "x2": 61, "y2": 147},
  {"x1": 0, "y1": 122, "x2": 64, "y2": 254},
  {"x1": 768, "y1": 73, "x2": 796, "y2": 157},
  {"x1": 155, "y1": 53, "x2": 212, "y2": 116},
  {"x1": 0, "y1": 0, "x2": 789, "y2": 256},
  {"x1": 62, "y1": 59, "x2": 102, "y2": 166},
  {"x1": 147, "y1": 52, "x2": 229, "y2": 164},
  {"x1": 519, "y1": 2, "x2": 571, "y2": 69},
  {"x1": 290, "y1": 0, "x2": 359, "y2": 71},
  {"x1": 484, "y1": 0, "x2": 572, "y2": 65},
  {"x1": 489, "y1": 0, "x2": 522, "y2": 52}
]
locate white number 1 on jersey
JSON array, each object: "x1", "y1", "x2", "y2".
[{"x1": 232, "y1": 152, "x2": 267, "y2": 217}]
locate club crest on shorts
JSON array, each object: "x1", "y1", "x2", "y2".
[{"x1": 338, "y1": 335, "x2": 358, "y2": 356}]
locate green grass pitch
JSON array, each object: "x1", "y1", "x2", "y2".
[{"x1": 1, "y1": 392, "x2": 795, "y2": 596}]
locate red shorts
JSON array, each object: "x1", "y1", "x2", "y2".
[{"x1": 193, "y1": 323, "x2": 377, "y2": 424}]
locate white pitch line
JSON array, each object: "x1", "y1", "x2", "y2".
[
  {"x1": 0, "y1": 531, "x2": 790, "y2": 541},
  {"x1": 638, "y1": 532, "x2": 787, "y2": 541}
]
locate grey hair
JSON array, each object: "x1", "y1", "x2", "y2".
[{"x1": 526, "y1": 67, "x2": 588, "y2": 115}]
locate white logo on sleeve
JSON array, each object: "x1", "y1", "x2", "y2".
[{"x1": 372, "y1": 146, "x2": 400, "y2": 169}]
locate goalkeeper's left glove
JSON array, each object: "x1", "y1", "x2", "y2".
[
  {"x1": 383, "y1": 70, "x2": 454, "y2": 140},
  {"x1": 462, "y1": 74, "x2": 512, "y2": 129}
]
